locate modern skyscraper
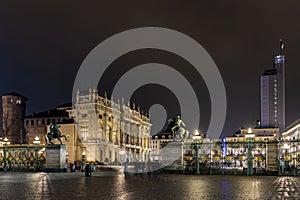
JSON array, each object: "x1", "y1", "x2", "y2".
[{"x1": 260, "y1": 40, "x2": 285, "y2": 134}]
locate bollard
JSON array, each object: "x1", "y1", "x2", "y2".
[{"x1": 85, "y1": 164, "x2": 92, "y2": 177}]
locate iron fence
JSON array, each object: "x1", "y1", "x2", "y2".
[
  {"x1": 0, "y1": 145, "x2": 46, "y2": 172},
  {"x1": 182, "y1": 140, "x2": 300, "y2": 175}
]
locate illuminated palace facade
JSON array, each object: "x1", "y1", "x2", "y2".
[{"x1": 69, "y1": 89, "x2": 152, "y2": 163}]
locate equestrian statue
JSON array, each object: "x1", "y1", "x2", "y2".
[
  {"x1": 159, "y1": 115, "x2": 189, "y2": 141},
  {"x1": 44, "y1": 123, "x2": 68, "y2": 145}
]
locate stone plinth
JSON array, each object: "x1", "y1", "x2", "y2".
[
  {"x1": 161, "y1": 141, "x2": 184, "y2": 171},
  {"x1": 266, "y1": 142, "x2": 278, "y2": 174},
  {"x1": 45, "y1": 144, "x2": 67, "y2": 171}
]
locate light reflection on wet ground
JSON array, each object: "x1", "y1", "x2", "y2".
[{"x1": 0, "y1": 172, "x2": 299, "y2": 200}]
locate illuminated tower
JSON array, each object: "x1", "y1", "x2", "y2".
[
  {"x1": 260, "y1": 40, "x2": 285, "y2": 134},
  {"x1": 0, "y1": 92, "x2": 28, "y2": 144}
]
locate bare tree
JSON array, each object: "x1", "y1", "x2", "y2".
[{"x1": 2, "y1": 111, "x2": 17, "y2": 138}]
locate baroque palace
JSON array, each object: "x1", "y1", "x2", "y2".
[
  {"x1": 11, "y1": 89, "x2": 151, "y2": 165},
  {"x1": 70, "y1": 89, "x2": 152, "y2": 163}
]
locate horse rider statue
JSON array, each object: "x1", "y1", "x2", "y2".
[
  {"x1": 159, "y1": 115, "x2": 189, "y2": 141},
  {"x1": 45, "y1": 123, "x2": 68, "y2": 145}
]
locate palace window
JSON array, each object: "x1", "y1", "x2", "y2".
[
  {"x1": 16, "y1": 99, "x2": 21, "y2": 104},
  {"x1": 109, "y1": 150, "x2": 112, "y2": 160},
  {"x1": 81, "y1": 126, "x2": 88, "y2": 141},
  {"x1": 7, "y1": 98, "x2": 13, "y2": 104},
  {"x1": 98, "y1": 124, "x2": 102, "y2": 138},
  {"x1": 100, "y1": 149, "x2": 103, "y2": 161},
  {"x1": 82, "y1": 114, "x2": 87, "y2": 118},
  {"x1": 113, "y1": 127, "x2": 117, "y2": 136}
]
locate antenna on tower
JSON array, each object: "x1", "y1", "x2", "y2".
[{"x1": 279, "y1": 39, "x2": 285, "y2": 55}]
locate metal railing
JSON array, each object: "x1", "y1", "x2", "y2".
[
  {"x1": 0, "y1": 145, "x2": 46, "y2": 172},
  {"x1": 181, "y1": 140, "x2": 300, "y2": 175}
]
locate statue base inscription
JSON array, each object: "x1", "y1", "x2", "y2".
[{"x1": 44, "y1": 144, "x2": 67, "y2": 171}]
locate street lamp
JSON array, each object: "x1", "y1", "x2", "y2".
[
  {"x1": 33, "y1": 136, "x2": 40, "y2": 171},
  {"x1": 193, "y1": 130, "x2": 202, "y2": 175},
  {"x1": 82, "y1": 151, "x2": 87, "y2": 162},
  {"x1": 282, "y1": 142, "x2": 290, "y2": 174},
  {"x1": 119, "y1": 149, "x2": 126, "y2": 162},
  {"x1": 119, "y1": 150, "x2": 128, "y2": 172},
  {"x1": 246, "y1": 128, "x2": 255, "y2": 175},
  {"x1": 2, "y1": 137, "x2": 10, "y2": 172}
]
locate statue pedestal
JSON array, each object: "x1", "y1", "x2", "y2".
[
  {"x1": 161, "y1": 141, "x2": 184, "y2": 172},
  {"x1": 45, "y1": 144, "x2": 67, "y2": 171},
  {"x1": 266, "y1": 142, "x2": 278, "y2": 175}
]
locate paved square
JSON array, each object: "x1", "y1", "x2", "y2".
[{"x1": 0, "y1": 172, "x2": 299, "y2": 199}]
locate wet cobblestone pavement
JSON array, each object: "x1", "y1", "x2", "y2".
[{"x1": 0, "y1": 172, "x2": 300, "y2": 200}]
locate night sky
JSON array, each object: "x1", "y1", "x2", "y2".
[{"x1": 1, "y1": 1, "x2": 300, "y2": 137}]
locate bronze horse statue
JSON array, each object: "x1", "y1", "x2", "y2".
[
  {"x1": 158, "y1": 115, "x2": 189, "y2": 141},
  {"x1": 44, "y1": 124, "x2": 68, "y2": 145}
]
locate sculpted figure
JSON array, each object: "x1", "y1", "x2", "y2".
[
  {"x1": 44, "y1": 123, "x2": 68, "y2": 145},
  {"x1": 159, "y1": 115, "x2": 189, "y2": 141}
]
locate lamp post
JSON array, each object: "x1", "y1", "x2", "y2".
[
  {"x1": 119, "y1": 149, "x2": 127, "y2": 172},
  {"x1": 3, "y1": 137, "x2": 10, "y2": 172},
  {"x1": 193, "y1": 130, "x2": 202, "y2": 175},
  {"x1": 33, "y1": 136, "x2": 41, "y2": 171},
  {"x1": 82, "y1": 151, "x2": 87, "y2": 162},
  {"x1": 246, "y1": 128, "x2": 255, "y2": 175},
  {"x1": 209, "y1": 142, "x2": 212, "y2": 175},
  {"x1": 277, "y1": 141, "x2": 282, "y2": 176},
  {"x1": 293, "y1": 143, "x2": 297, "y2": 175},
  {"x1": 234, "y1": 151, "x2": 238, "y2": 175},
  {"x1": 282, "y1": 143, "x2": 290, "y2": 174},
  {"x1": 292, "y1": 153, "x2": 296, "y2": 175}
]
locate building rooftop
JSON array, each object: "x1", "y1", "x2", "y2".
[
  {"x1": 25, "y1": 108, "x2": 69, "y2": 119},
  {"x1": 286, "y1": 118, "x2": 300, "y2": 130},
  {"x1": 151, "y1": 131, "x2": 173, "y2": 140},
  {"x1": 263, "y1": 69, "x2": 277, "y2": 76},
  {"x1": 56, "y1": 102, "x2": 72, "y2": 110},
  {"x1": 2, "y1": 91, "x2": 28, "y2": 100}
]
